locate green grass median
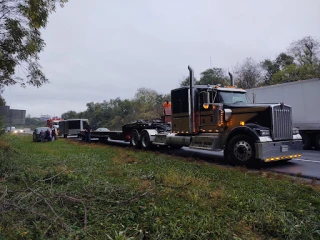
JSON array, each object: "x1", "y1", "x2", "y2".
[{"x1": 0, "y1": 135, "x2": 319, "y2": 239}]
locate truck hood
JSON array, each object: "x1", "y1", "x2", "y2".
[
  {"x1": 224, "y1": 103, "x2": 275, "y2": 112},
  {"x1": 223, "y1": 103, "x2": 277, "y2": 128}
]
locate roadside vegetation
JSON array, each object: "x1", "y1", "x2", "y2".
[{"x1": 0, "y1": 135, "x2": 319, "y2": 239}]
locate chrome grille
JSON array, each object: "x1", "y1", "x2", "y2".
[{"x1": 272, "y1": 105, "x2": 293, "y2": 141}]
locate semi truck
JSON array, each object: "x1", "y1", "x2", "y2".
[
  {"x1": 59, "y1": 119, "x2": 89, "y2": 138},
  {"x1": 246, "y1": 78, "x2": 320, "y2": 150},
  {"x1": 80, "y1": 66, "x2": 303, "y2": 166}
]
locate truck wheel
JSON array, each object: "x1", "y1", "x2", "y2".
[
  {"x1": 226, "y1": 135, "x2": 256, "y2": 166},
  {"x1": 300, "y1": 133, "x2": 311, "y2": 150},
  {"x1": 141, "y1": 131, "x2": 153, "y2": 150},
  {"x1": 315, "y1": 134, "x2": 320, "y2": 150},
  {"x1": 130, "y1": 130, "x2": 141, "y2": 149}
]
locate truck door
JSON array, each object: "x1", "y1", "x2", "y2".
[
  {"x1": 200, "y1": 90, "x2": 214, "y2": 130},
  {"x1": 199, "y1": 90, "x2": 223, "y2": 132}
]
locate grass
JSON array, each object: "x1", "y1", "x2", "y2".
[{"x1": 0, "y1": 134, "x2": 319, "y2": 239}]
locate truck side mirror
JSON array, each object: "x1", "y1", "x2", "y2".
[{"x1": 224, "y1": 109, "x2": 232, "y2": 122}]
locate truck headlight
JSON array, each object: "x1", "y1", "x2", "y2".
[
  {"x1": 293, "y1": 128, "x2": 299, "y2": 135},
  {"x1": 257, "y1": 129, "x2": 270, "y2": 136}
]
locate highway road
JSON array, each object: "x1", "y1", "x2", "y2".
[{"x1": 263, "y1": 150, "x2": 320, "y2": 180}]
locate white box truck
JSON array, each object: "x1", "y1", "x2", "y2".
[
  {"x1": 58, "y1": 119, "x2": 89, "y2": 138},
  {"x1": 246, "y1": 78, "x2": 320, "y2": 150}
]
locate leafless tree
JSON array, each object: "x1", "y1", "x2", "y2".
[
  {"x1": 288, "y1": 36, "x2": 320, "y2": 65},
  {"x1": 234, "y1": 57, "x2": 262, "y2": 89}
]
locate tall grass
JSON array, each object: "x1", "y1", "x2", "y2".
[{"x1": 0, "y1": 134, "x2": 319, "y2": 239}]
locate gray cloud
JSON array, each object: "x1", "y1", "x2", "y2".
[{"x1": 3, "y1": 0, "x2": 320, "y2": 117}]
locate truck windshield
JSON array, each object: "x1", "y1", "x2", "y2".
[{"x1": 219, "y1": 91, "x2": 248, "y2": 105}]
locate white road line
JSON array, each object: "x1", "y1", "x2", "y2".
[{"x1": 293, "y1": 158, "x2": 320, "y2": 163}]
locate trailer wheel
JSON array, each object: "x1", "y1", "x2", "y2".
[
  {"x1": 300, "y1": 133, "x2": 311, "y2": 150},
  {"x1": 141, "y1": 131, "x2": 153, "y2": 150},
  {"x1": 315, "y1": 134, "x2": 320, "y2": 150},
  {"x1": 130, "y1": 130, "x2": 141, "y2": 149},
  {"x1": 225, "y1": 135, "x2": 256, "y2": 166}
]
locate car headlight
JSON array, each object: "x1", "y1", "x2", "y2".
[
  {"x1": 257, "y1": 129, "x2": 270, "y2": 136},
  {"x1": 13, "y1": 130, "x2": 18, "y2": 133},
  {"x1": 293, "y1": 128, "x2": 299, "y2": 135}
]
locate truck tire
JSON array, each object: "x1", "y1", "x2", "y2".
[
  {"x1": 300, "y1": 133, "x2": 311, "y2": 150},
  {"x1": 225, "y1": 135, "x2": 256, "y2": 166},
  {"x1": 130, "y1": 130, "x2": 141, "y2": 149},
  {"x1": 315, "y1": 134, "x2": 320, "y2": 150},
  {"x1": 141, "y1": 131, "x2": 153, "y2": 150}
]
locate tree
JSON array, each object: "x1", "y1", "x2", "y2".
[
  {"x1": 275, "y1": 53, "x2": 294, "y2": 69},
  {"x1": 235, "y1": 58, "x2": 261, "y2": 89},
  {"x1": 0, "y1": 87, "x2": 5, "y2": 105},
  {"x1": 272, "y1": 63, "x2": 320, "y2": 84},
  {"x1": 134, "y1": 88, "x2": 163, "y2": 120},
  {"x1": 25, "y1": 115, "x2": 43, "y2": 130},
  {"x1": 179, "y1": 67, "x2": 229, "y2": 87},
  {"x1": 260, "y1": 53, "x2": 294, "y2": 85},
  {"x1": 199, "y1": 68, "x2": 229, "y2": 86},
  {"x1": 260, "y1": 59, "x2": 279, "y2": 85},
  {"x1": 61, "y1": 110, "x2": 78, "y2": 120},
  {"x1": 0, "y1": 0, "x2": 68, "y2": 88},
  {"x1": 179, "y1": 75, "x2": 198, "y2": 87},
  {"x1": 288, "y1": 36, "x2": 320, "y2": 65}
]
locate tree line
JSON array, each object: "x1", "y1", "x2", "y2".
[{"x1": 180, "y1": 36, "x2": 320, "y2": 89}]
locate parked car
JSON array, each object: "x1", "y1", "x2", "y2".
[
  {"x1": 95, "y1": 127, "x2": 110, "y2": 132},
  {"x1": 33, "y1": 127, "x2": 51, "y2": 142},
  {"x1": 13, "y1": 129, "x2": 25, "y2": 134}
]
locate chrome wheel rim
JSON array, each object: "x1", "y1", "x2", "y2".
[
  {"x1": 141, "y1": 135, "x2": 148, "y2": 148},
  {"x1": 233, "y1": 140, "x2": 252, "y2": 162}
]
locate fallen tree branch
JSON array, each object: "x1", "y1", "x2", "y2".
[
  {"x1": 27, "y1": 187, "x2": 69, "y2": 231},
  {"x1": 58, "y1": 194, "x2": 87, "y2": 230},
  {"x1": 37, "y1": 166, "x2": 68, "y2": 184}
]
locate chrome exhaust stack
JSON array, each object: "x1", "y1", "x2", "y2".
[
  {"x1": 188, "y1": 65, "x2": 196, "y2": 134},
  {"x1": 228, "y1": 72, "x2": 234, "y2": 86}
]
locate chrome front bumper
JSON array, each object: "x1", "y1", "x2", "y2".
[{"x1": 255, "y1": 140, "x2": 303, "y2": 162}]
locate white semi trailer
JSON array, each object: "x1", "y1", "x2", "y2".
[{"x1": 246, "y1": 78, "x2": 320, "y2": 150}]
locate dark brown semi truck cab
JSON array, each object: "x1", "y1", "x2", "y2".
[{"x1": 150, "y1": 66, "x2": 303, "y2": 166}]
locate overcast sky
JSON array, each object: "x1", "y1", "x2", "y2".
[{"x1": 2, "y1": 0, "x2": 320, "y2": 117}]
